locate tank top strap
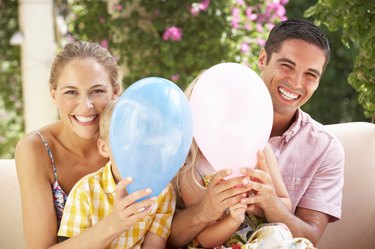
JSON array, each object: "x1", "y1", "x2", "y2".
[{"x1": 35, "y1": 131, "x2": 58, "y2": 181}]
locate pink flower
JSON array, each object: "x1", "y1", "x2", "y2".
[
  {"x1": 199, "y1": 0, "x2": 210, "y2": 11},
  {"x1": 280, "y1": 0, "x2": 289, "y2": 5},
  {"x1": 256, "y1": 23, "x2": 264, "y2": 32},
  {"x1": 246, "y1": 7, "x2": 257, "y2": 21},
  {"x1": 190, "y1": 0, "x2": 210, "y2": 16},
  {"x1": 266, "y1": 23, "x2": 275, "y2": 31},
  {"x1": 112, "y1": 3, "x2": 123, "y2": 12},
  {"x1": 100, "y1": 39, "x2": 109, "y2": 49},
  {"x1": 235, "y1": 0, "x2": 245, "y2": 6},
  {"x1": 163, "y1": 26, "x2": 183, "y2": 41},
  {"x1": 240, "y1": 42, "x2": 249, "y2": 53},
  {"x1": 256, "y1": 38, "x2": 266, "y2": 47},
  {"x1": 190, "y1": 5, "x2": 200, "y2": 16},
  {"x1": 171, "y1": 74, "x2": 180, "y2": 82}
]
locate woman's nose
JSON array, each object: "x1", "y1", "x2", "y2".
[{"x1": 81, "y1": 94, "x2": 93, "y2": 109}]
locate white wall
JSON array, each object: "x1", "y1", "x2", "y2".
[{"x1": 18, "y1": 0, "x2": 57, "y2": 133}]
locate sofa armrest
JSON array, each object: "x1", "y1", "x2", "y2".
[
  {"x1": 318, "y1": 122, "x2": 375, "y2": 249},
  {"x1": 0, "y1": 159, "x2": 27, "y2": 249}
]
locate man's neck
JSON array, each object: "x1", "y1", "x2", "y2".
[{"x1": 270, "y1": 112, "x2": 297, "y2": 138}]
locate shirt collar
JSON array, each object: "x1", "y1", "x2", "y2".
[
  {"x1": 282, "y1": 109, "x2": 303, "y2": 143},
  {"x1": 101, "y1": 162, "x2": 116, "y2": 194}
]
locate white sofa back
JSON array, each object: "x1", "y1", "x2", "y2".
[
  {"x1": 0, "y1": 122, "x2": 374, "y2": 249},
  {"x1": 319, "y1": 122, "x2": 375, "y2": 248}
]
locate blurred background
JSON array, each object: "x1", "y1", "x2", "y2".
[{"x1": 0, "y1": 0, "x2": 373, "y2": 158}]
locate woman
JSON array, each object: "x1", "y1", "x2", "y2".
[{"x1": 15, "y1": 41, "x2": 126, "y2": 248}]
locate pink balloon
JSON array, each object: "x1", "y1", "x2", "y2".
[{"x1": 190, "y1": 63, "x2": 273, "y2": 177}]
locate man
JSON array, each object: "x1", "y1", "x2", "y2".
[
  {"x1": 167, "y1": 19, "x2": 344, "y2": 248},
  {"x1": 240, "y1": 18, "x2": 344, "y2": 246}
]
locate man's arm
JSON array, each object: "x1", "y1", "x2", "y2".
[{"x1": 262, "y1": 197, "x2": 329, "y2": 245}]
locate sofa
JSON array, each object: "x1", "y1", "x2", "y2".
[{"x1": 0, "y1": 122, "x2": 374, "y2": 249}]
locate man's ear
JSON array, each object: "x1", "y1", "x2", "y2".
[
  {"x1": 97, "y1": 138, "x2": 110, "y2": 158},
  {"x1": 258, "y1": 48, "x2": 267, "y2": 71}
]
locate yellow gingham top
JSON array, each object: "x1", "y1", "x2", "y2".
[{"x1": 58, "y1": 162, "x2": 176, "y2": 248}]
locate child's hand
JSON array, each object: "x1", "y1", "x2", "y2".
[
  {"x1": 228, "y1": 202, "x2": 247, "y2": 226},
  {"x1": 111, "y1": 177, "x2": 156, "y2": 234}
]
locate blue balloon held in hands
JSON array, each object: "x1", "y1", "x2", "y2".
[{"x1": 110, "y1": 77, "x2": 193, "y2": 198}]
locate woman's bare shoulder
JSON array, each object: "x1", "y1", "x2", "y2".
[{"x1": 15, "y1": 123, "x2": 59, "y2": 172}]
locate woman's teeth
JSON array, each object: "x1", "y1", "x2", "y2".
[{"x1": 75, "y1": 115, "x2": 96, "y2": 123}]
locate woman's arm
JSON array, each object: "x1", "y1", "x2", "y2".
[{"x1": 15, "y1": 134, "x2": 60, "y2": 249}]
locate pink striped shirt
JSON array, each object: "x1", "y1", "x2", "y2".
[{"x1": 269, "y1": 109, "x2": 344, "y2": 222}]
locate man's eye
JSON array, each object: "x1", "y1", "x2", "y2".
[{"x1": 281, "y1": 63, "x2": 292, "y2": 69}]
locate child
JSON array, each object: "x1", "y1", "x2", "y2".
[
  {"x1": 58, "y1": 101, "x2": 176, "y2": 249},
  {"x1": 172, "y1": 79, "x2": 314, "y2": 249}
]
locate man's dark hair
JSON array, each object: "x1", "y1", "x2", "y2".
[{"x1": 264, "y1": 19, "x2": 331, "y2": 70}]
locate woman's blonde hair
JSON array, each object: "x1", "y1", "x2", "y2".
[{"x1": 49, "y1": 41, "x2": 120, "y2": 91}]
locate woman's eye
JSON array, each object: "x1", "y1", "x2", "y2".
[
  {"x1": 91, "y1": 89, "x2": 106, "y2": 94},
  {"x1": 64, "y1": 90, "x2": 77, "y2": 95}
]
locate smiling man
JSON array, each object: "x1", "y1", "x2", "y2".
[{"x1": 240, "y1": 19, "x2": 345, "y2": 246}]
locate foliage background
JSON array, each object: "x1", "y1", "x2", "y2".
[
  {"x1": 304, "y1": 0, "x2": 375, "y2": 121},
  {"x1": 0, "y1": 0, "x2": 24, "y2": 158},
  {"x1": 0, "y1": 0, "x2": 372, "y2": 158}
]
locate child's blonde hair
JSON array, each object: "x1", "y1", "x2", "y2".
[
  {"x1": 99, "y1": 100, "x2": 117, "y2": 144},
  {"x1": 172, "y1": 74, "x2": 206, "y2": 207}
]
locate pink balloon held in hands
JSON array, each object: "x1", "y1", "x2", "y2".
[{"x1": 190, "y1": 62, "x2": 273, "y2": 178}]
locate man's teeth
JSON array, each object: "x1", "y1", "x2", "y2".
[
  {"x1": 279, "y1": 88, "x2": 299, "y2": 100},
  {"x1": 75, "y1": 115, "x2": 96, "y2": 123}
]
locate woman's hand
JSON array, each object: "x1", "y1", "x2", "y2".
[{"x1": 110, "y1": 177, "x2": 156, "y2": 234}]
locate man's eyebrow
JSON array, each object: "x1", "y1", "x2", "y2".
[
  {"x1": 277, "y1": 58, "x2": 296, "y2": 66},
  {"x1": 277, "y1": 58, "x2": 321, "y2": 77}
]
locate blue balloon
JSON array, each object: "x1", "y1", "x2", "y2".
[{"x1": 110, "y1": 77, "x2": 193, "y2": 198}]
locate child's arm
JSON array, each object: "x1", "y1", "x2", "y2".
[
  {"x1": 143, "y1": 184, "x2": 176, "y2": 249},
  {"x1": 263, "y1": 144, "x2": 292, "y2": 211},
  {"x1": 57, "y1": 177, "x2": 155, "y2": 249},
  {"x1": 195, "y1": 202, "x2": 247, "y2": 248},
  {"x1": 242, "y1": 145, "x2": 292, "y2": 218}
]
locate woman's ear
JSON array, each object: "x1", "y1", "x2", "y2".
[
  {"x1": 97, "y1": 138, "x2": 110, "y2": 158},
  {"x1": 50, "y1": 88, "x2": 57, "y2": 104},
  {"x1": 112, "y1": 85, "x2": 121, "y2": 100},
  {"x1": 258, "y1": 48, "x2": 267, "y2": 71}
]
